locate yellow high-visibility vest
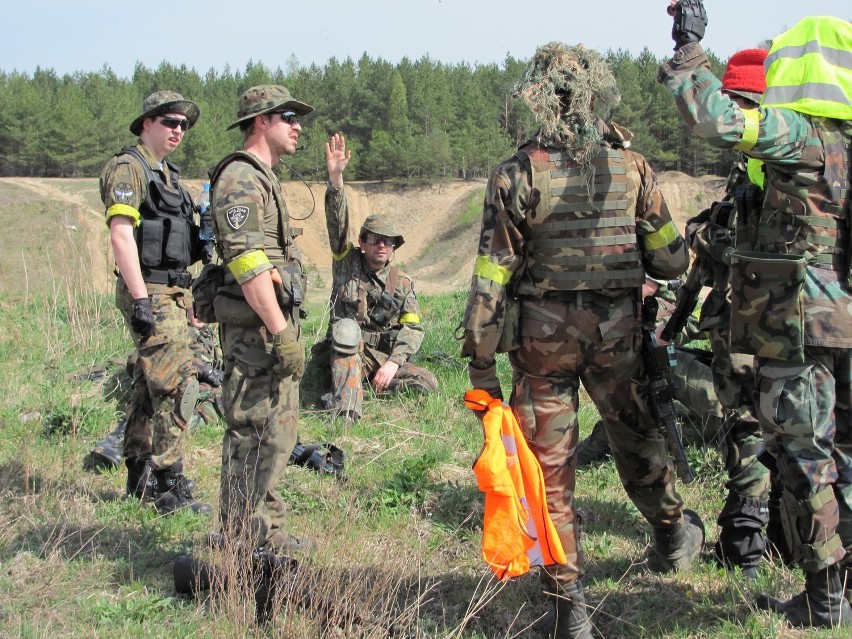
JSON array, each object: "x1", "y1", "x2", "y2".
[{"x1": 763, "y1": 16, "x2": 852, "y2": 120}]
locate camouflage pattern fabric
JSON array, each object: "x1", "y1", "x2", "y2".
[
  {"x1": 212, "y1": 154, "x2": 303, "y2": 548},
  {"x1": 461, "y1": 117, "x2": 690, "y2": 588},
  {"x1": 218, "y1": 321, "x2": 298, "y2": 549},
  {"x1": 659, "y1": 42, "x2": 852, "y2": 573},
  {"x1": 511, "y1": 293, "x2": 685, "y2": 586},
  {"x1": 115, "y1": 278, "x2": 196, "y2": 469},
  {"x1": 317, "y1": 184, "x2": 438, "y2": 417}
]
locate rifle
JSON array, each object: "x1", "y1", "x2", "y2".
[
  {"x1": 660, "y1": 256, "x2": 706, "y2": 343},
  {"x1": 641, "y1": 296, "x2": 695, "y2": 484}
]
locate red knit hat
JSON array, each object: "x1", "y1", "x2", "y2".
[{"x1": 721, "y1": 49, "x2": 768, "y2": 104}]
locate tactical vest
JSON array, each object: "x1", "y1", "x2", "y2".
[
  {"x1": 754, "y1": 119, "x2": 851, "y2": 274},
  {"x1": 209, "y1": 151, "x2": 305, "y2": 320},
  {"x1": 516, "y1": 143, "x2": 645, "y2": 293},
  {"x1": 120, "y1": 146, "x2": 196, "y2": 281}
]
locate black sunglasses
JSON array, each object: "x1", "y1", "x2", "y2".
[
  {"x1": 271, "y1": 110, "x2": 300, "y2": 126},
  {"x1": 361, "y1": 232, "x2": 396, "y2": 248},
  {"x1": 158, "y1": 116, "x2": 190, "y2": 131}
]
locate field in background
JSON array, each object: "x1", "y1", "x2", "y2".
[{"x1": 0, "y1": 179, "x2": 826, "y2": 639}]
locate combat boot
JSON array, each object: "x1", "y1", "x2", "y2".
[
  {"x1": 536, "y1": 580, "x2": 593, "y2": 639},
  {"x1": 653, "y1": 509, "x2": 704, "y2": 572},
  {"x1": 576, "y1": 420, "x2": 610, "y2": 467},
  {"x1": 87, "y1": 417, "x2": 127, "y2": 472},
  {"x1": 756, "y1": 565, "x2": 852, "y2": 628},
  {"x1": 125, "y1": 456, "x2": 156, "y2": 501},
  {"x1": 153, "y1": 467, "x2": 211, "y2": 516}
]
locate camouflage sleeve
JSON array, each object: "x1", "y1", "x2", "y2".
[
  {"x1": 658, "y1": 43, "x2": 810, "y2": 165},
  {"x1": 628, "y1": 150, "x2": 689, "y2": 280},
  {"x1": 388, "y1": 274, "x2": 424, "y2": 366},
  {"x1": 99, "y1": 155, "x2": 148, "y2": 228},
  {"x1": 211, "y1": 161, "x2": 274, "y2": 285},
  {"x1": 325, "y1": 183, "x2": 353, "y2": 257},
  {"x1": 460, "y1": 158, "x2": 528, "y2": 363}
]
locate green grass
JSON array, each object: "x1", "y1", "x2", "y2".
[{"x1": 0, "y1": 195, "x2": 837, "y2": 639}]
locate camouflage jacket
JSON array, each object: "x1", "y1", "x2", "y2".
[
  {"x1": 324, "y1": 184, "x2": 424, "y2": 366},
  {"x1": 99, "y1": 143, "x2": 191, "y2": 295},
  {"x1": 211, "y1": 152, "x2": 292, "y2": 282},
  {"x1": 659, "y1": 43, "x2": 852, "y2": 347},
  {"x1": 460, "y1": 120, "x2": 689, "y2": 363}
]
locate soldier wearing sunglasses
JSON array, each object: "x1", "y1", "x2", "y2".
[
  {"x1": 99, "y1": 91, "x2": 210, "y2": 516},
  {"x1": 208, "y1": 85, "x2": 315, "y2": 557},
  {"x1": 311, "y1": 133, "x2": 438, "y2": 423}
]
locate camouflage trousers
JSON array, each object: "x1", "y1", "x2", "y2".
[
  {"x1": 710, "y1": 329, "x2": 771, "y2": 567},
  {"x1": 218, "y1": 320, "x2": 299, "y2": 548},
  {"x1": 509, "y1": 293, "x2": 684, "y2": 587},
  {"x1": 755, "y1": 346, "x2": 852, "y2": 573},
  {"x1": 329, "y1": 345, "x2": 439, "y2": 419},
  {"x1": 672, "y1": 347, "x2": 725, "y2": 444},
  {"x1": 116, "y1": 279, "x2": 196, "y2": 470}
]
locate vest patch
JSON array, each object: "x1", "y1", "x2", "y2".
[
  {"x1": 112, "y1": 183, "x2": 134, "y2": 204},
  {"x1": 226, "y1": 206, "x2": 250, "y2": 230}
]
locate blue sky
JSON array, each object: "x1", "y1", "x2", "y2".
[{"x1": 2, "y1": 0, "x2": 849, "y2": 77}]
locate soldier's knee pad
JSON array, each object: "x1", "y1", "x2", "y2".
[
  {"x1": 331, "y1": 318, "x2": 362, "y2": 355},
  {"x1": 176, "y1": 378, "x2": 200, "y2": 425}
]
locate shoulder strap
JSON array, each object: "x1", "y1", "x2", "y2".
[
  {"x1": 210, "y1": 151, "x2": 290, "y2": 249},
  {"x1": 386, "y1": 266, "x2": 399, "y2": 294}
]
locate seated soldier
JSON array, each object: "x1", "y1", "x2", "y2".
[{"x1": 314, "y1": 134, "x2": 438, "y2": 421}]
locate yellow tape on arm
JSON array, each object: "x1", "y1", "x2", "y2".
[
  {"x1": 735, "y1": 109, "x2": 760, "y2": 152},
  {"x1": 105, "y1": 203, "x2": 141, "y2": 228},
  {"x1": 399, "y1": 313, "x2": 421, "y2": 325},
  {"x1": 228, "y1": 250, "x2": 271, "y2": 279},
  {"x1": 333, "y1": 245, "x2": 352, "y2": 261},
  {"x1": 473, "y1": 255, "x2": 512, "y2": 286},
  {"x1": 643, "y1": 220, "x2": 678, "y2": 251}
]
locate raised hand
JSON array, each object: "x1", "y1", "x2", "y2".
[{"x1": 325, "y1": 133, "x2": 352, "y2": 188}]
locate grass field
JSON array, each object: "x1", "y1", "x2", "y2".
[{"x1": 0, "y1": 182, "x2": 838, "y2": 639}]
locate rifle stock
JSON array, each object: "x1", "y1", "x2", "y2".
[
  {"x1": 660, "y1": 257, "x2": 706, "y2": 343},
  {"x1": 641, "y1": 296, "x2": 695, "y2": 484}
]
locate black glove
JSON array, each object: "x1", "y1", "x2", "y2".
[
  {"x1": 198, "y1": 365, "x2": 224, "y2": 388},
  {"x1": 130, "y1": 298, "x2": 155, "y2": 340},
  {"x1": 670, "y1": 0, "x2": 707, "y2": 50}
]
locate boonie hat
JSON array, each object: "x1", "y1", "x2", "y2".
[
  {"x1": 130, "y1": 91, "x2": 200, "y2": 136},
  {"x1": 359, "y1": 214, "x2": 405, "y2": 248},
  {"x1": 721, "y1": 49, "x2": 768, "y2": 104},
  {"x1": 227, "y1": 84, "x2": 314, "y2": 131}
]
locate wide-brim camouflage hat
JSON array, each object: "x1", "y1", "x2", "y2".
[
  {"x1": 130, "y1": 91, "x2": 200, "y2": 135},
  {"x1": 226, "y1": 84, "x2": 315, "y2": 131},
  {"x1": 360, "y1": 214, "x2": 404, "y2": 248}
]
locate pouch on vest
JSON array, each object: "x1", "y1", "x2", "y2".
[
  {"x1": 191, "y1": 263, "x2": 224, "y2": 325},
  {"x1": 497, "y1": 297, "x2": 521, "y2": 353},
  {"x1": 728, "y1": 251, "x2": 806, "y2": 363},
  {"x1": 213, "y1": 283, "x2": 263, "y2": 327},
  {"x1": 274, "y1": 262, "x2": 306, "y2": 309}
]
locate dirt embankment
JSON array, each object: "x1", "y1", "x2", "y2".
[{"x1": 0, "y1": 173, "x2": 725, "y2": 297}]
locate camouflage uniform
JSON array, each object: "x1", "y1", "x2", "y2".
[
  {"x1": 462, "y1": 46, "x2": 694, "y2": 594},
  {"x1": 318, "y1": 185, "x2": 438, "y2": 419},
  {"x1": 685, "y1": 159, "x2": 772, "y2": 571},
  {"x1": 211, "y1": 148, "x2": 306, "y2": 549},
  {"x1": 659, "y1": 22, "x2": 852, "y2": 625},
  {"x1": 100, "y1": 142, "x2": 200, "y2": 476}
]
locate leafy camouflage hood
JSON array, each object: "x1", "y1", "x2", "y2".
[{"x1": 514, "y1": 42, "x2": 620, "y2": 173}]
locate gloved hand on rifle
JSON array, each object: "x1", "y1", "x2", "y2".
[
  {"x1": 468, "y1": 358, "x2": 502, "y2": 401},
  {"x1": 272, "y1": 324, "x2": 305, "y2": 381},
  {"x1": 131, "y1": 297, "x2": 155, "y2": 340},
  {"x1": 667, "y1": 0, "x2": 707, "y2": 50}
]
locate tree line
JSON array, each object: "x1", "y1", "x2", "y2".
[{"x1": 0, "y1": 48, "x2": 731, "y2": 182}]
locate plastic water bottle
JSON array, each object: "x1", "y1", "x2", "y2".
[{"x1": 198, "y1": 181, "x2": 213, "y2": 242}]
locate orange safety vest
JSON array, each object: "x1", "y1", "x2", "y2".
[{"x1": 465, "y1": 389, "x2": 567, "y2": 580}]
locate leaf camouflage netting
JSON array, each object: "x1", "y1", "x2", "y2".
[{"x1": 514, "y1": 42, "x2": 621, "y2": 185}]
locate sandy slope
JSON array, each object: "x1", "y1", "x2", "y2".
[{"x1": 0, "y1": 173, "x2": 726, "y2": 297}]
